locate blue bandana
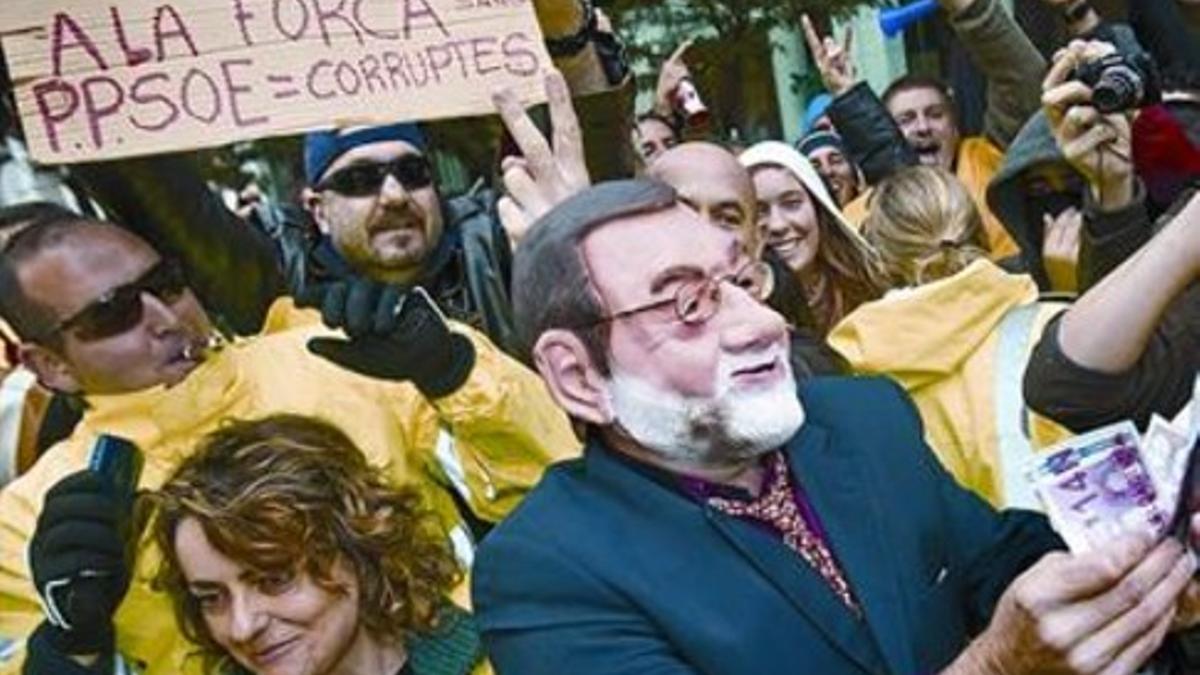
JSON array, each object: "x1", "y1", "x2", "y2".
[{"x1": 304, "y1": 123, "x2": 427, "y2": 184}]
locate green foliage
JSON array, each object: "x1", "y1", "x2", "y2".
[
  {"x1": 603, "y1": 0, "x2": 882, "y2": 66},
  {"x1": 602, "y1": 0, "x2": 882, "y2": 142}
]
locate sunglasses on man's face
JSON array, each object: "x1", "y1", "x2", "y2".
[
  {"x1": 44, "y1": 259, "x2": 189, "y2": 343},
  {"x1": 315, "y1": 155, "x2": 433, "y2": 197}
]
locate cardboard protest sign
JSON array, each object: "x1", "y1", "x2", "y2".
[{"x1": 0, "y1": 0, "x2": 551, "y2": 163}]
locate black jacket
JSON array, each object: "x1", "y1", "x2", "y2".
[
  {"x1": 301, "y1": 189, "x2": 517, "y2": 354},
  {"x1": 1023, "y1": 187, "x2": 1200, "y2": 432}
]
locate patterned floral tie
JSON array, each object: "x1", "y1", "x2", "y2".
[{"x1": 708, "y1": 452, "x2": 860, "y2": 614}]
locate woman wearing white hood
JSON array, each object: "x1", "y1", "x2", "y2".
[{"x1": 740, "y1": 141, "x2": 887, "y2": 335}]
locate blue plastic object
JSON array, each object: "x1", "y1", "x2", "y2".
[{"x1": 879, "y1": 0, "x2": 939, "y2": 38}]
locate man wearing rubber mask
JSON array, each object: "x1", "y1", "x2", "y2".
[{"x1": 473, "y1": 177, "x2": 1200, "y2": 675}]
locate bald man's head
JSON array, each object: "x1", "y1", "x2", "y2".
[{"x1": 646, "y1": 143, "x2": 757, "y2": 248}]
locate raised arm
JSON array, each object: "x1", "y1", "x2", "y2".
[
  {"x1": 804, "y1": 16, "x2": 920, "y2": 184},
  {"x1": 943, "y1": 0, "x2": 1047, "y2": 149},
  {"x1": 1040, "y1": 38, "x2": 1140, "y2": 292},
  {"x1": 1024, "y1": 193, "x2": 1200, "y2": 431},
  {"x1": 1025, "y1": 40, "x2": 1200, "y2": 427},
  {"x1": 537, "y1": 0, "x2": 636, "y2": 181},
  {"x1": 1040, "y1": 41, "x2": 1189, "y2": 373},
  {"x1": 537, "y1": 0, "x2": 612, "y2": 97},
  {"x1": 493, "y1": 70, "x2": 591, "y2": 247}
]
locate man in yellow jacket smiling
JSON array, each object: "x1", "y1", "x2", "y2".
[{"x1": 0, "y1": 202, "x2": 577, "y2": 674}]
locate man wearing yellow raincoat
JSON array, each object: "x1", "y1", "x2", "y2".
[{"x1": 0, "y1": 203, "x2": 577, "y2": 674}]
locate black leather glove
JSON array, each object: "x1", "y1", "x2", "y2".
[
  {"x1": 297, "y1": 278, "x2": 476, "y2": 398},
  {"x1": 29, "y1": 472, "x2": 132, "y2": 657},
  {"x1": 22, "y1": 621, "x2": 112, "y2": 675}
]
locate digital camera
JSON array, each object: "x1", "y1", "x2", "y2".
[{"x1": 1075, "y1": 50, "x2": 1161, "y2": 114}]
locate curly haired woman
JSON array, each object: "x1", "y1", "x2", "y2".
[{"x1": 153, "y1": 414, "x2": 485, "y2": 675}]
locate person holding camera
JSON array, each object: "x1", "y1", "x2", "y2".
[
  {"x1": 1023, "y1": 40, "x2": 1200, "y2": 438},
  {"x1": 983, "y1": 30, "x2": 1155, "y2": 294},
  {"x1": 1041, "y1": 37, "x2": 1141, "y2": 287},
  {"x1": 992, "y1": 27, "x2": 1195, "y2": 300}
]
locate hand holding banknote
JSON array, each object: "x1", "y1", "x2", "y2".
[
  {"x1": 1014, "y1": 375, "x2": 1200, "y2": 662},
  {"x1": 948, "y1": 534, "x2": 1194, "y2": 674}
]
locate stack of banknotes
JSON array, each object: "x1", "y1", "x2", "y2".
[{"x1": 1026, "y1": 383, "x2": 1200, "y2": 553}]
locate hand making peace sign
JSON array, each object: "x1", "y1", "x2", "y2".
[{"x1": 802, "y1": 14, "x2": 859, "y2": 96}]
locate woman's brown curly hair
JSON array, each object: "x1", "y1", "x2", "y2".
[{"x1": 151, "y1": 414, "x2": 462, "y2": 673}]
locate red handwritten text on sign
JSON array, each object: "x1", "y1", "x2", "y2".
[{"x1": 0, "y1": 0, "x2": 549, "y2": 162}]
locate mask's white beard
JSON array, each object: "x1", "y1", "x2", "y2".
[{"x1": 607, "y1": 353, "x2": 805, "y2": 465}]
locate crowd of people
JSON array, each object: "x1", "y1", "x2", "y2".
[{"x1": 0, "y1": 0, "x2": 1198, "y2": 672}]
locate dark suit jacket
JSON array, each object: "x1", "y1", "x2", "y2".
[{"x1": 472, "y1": 377, "x2": 1063, "y2": 675}]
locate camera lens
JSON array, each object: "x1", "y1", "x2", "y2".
[{"x1": 1092, "y1": 65, "x2": 1143, "y2": 114}]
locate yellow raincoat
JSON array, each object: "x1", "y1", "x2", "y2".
[
  {"x1": 827, "y1": 260, "x2": 1071, "y2": 508},
  {"x1": 0, "y1": 320, "x2": 50, "y2": 487},
  {"x1": 0, "y1": 299, "x2": 576, "y2": 673}
]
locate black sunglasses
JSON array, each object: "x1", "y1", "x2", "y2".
[
  {"x1": 40, "y1": 259, "x2": 189, "y2": 342},
  {"x1": 315, "y1": 155, "x2": 433, "y2": 196}
]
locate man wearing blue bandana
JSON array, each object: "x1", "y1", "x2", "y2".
[{"x1": 300, "y1": 120, "x2": 521, "y2": 353}]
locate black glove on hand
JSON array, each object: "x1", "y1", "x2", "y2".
[
  {"x1": 297, "y1": 278, "x2": 476, "y2": 398},
  {"x1": 23, "y1": 621, "x2": 112, "y2": 675},
  {"x1": 29, "y1": 471, "x2": 132, "y2": 657}
]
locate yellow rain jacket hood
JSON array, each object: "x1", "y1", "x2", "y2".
[
  {"x1": 828, "y1": 260, "x2": 1070, "y2": 507},
  {"x1": 0, "y1": 299, "x2": 576, "y2": 674}
]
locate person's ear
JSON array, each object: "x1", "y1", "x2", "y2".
[
  {"x1": 302, "y1": 187, "x2": 331, "y2": 236},
  {"x1": 531, "y1": 330, "x2": 613, "y2": 426},
  {"x1": 19, "y1": 343, "x2": 81, "y2": 394}
]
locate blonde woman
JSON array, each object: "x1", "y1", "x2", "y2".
[
  {"x1": 739, "y1": 141, "x2": 888, "y2": 336},
  {"x1": 864, "y1": 165, "x2": 991, "y2": 287},
  {"x1": 828, "y1": 166, "x2": 1072, "y2": 508}
]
